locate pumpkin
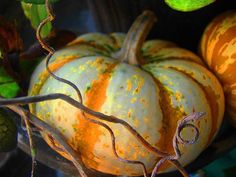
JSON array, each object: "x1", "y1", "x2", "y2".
[
  {"x1": 28, "y1": 11, "x2": 224, "y2": 176},
  {"x1": 200, "y1": 10, "x2": 236, "y2": 127}
]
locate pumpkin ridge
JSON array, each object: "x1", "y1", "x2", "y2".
[
  {"x1": 152, "y1": 77, "x2": 184, "y2": 171},
  {"x1": 143, "y1": 57, "x2": 203, "y2": 65},
  {"x1": 29, "y1": 56, "x2": 78, "y2": 114},
  {"x1": 108, "y1": 33, "x2": 122, "y2": 50},
  {"x1": 68, "y1": 41, "x2": 112, "y2": 54},
  {"x1": 66, "y1": 61, "x2": 119, "y2": 169},
  {"x1": 85, "y1": 62, "x2": 118, "y2": 111},
  {"x1": 165, "y1": 66, "x2": 220, "y2": 145}
]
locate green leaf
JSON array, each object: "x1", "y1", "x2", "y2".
[
  {"x1": 0, "y1": 109, "x2": 17, "y2": 152},
  {"x1": 164, "y1": 0, "x2": 216, "y2": 12},
  {"x1": 21, "y1": 0, "x2": 59, "y2": 4},
  {"x1": 21, "y1": 2, "x2": 52, "y2": 38},
  {"x1": 0, "y1": 66, "x2": 20, "y2": 98}
]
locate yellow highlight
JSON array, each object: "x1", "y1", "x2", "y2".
[
  {"x1": 91, "y1": 57, "x2": 104, "y2": 68},
  {"x1": 133, "y1": 119, "x2": 140, "y2": 127},
  {"x1": 133, "y1": 76, "x2": 145, "y2": 95},
  {"x1": 126, "y1": 79, "x2": 132, "y2": 91},
  {"x1": 179, "y1": 106, "x2": 185, "y2": 113},
  {"x1": 127, "y1": 109, "x2": 133, "y2": 118},
  {"x1": 175, "y1": 91, "x2": 182, "y2": 101},
  {"x1": 79, "y1": 65, "x2": 86, "y2": 71},
  {"x1": 131, "y1": 97, "x2": 137, "y2": 103}
]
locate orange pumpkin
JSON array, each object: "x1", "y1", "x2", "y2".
[
  {"x1": 200, "y1": 10, "x2": 236, "y2": 127},
  {"x1": 28, "y1": 11, "x2": 224, "y2": 176}
]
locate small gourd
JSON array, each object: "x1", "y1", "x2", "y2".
[{"x1": 200, "y1": 10, "x2": 236, "y2": 127}]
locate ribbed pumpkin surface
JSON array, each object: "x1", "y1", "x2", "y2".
[
  {"x1": 28, "y1": 32, "x2": 224, "y2": 176},
  {"x1": 200, "y1": 10, "x2": 236, "y2": 127}
]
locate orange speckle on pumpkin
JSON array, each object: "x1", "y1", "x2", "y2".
[
  {"x1": 126, "y1": 79, "x2": 132, "y2": 91},
  {"x1": 85, "y1": 62, "x2": 117, "y2": 111},
  {"x1": 175, "y1": 91, "x2": 182, "y2": 101},
  {"x1": 30, "y1": 56, "x2": 77, "y2": 98},
  {"x1": 133, "y1": 119, "x2": 140, "y2": 127},
  {"x1": 131, "y1": 97, "x2": 137, "y2": 103},
  {"x1": 127, "y1": 110, "x2": 132, "y2": 118},
  {"x1": 69, "y1": 62, "x2": 118, "y2": 167},
  {"x1": 91, "y1": 57, "x2": 104, "y2": 67},
  {"x1": 140, "y1": 98, "x2": 146, "y2": 103},
  {"x1": 154, "y1": 79, "x2": 186, "y2": 157},
  {"x1": 103, "y1": 143, "x2": 110, "y2": 149}
]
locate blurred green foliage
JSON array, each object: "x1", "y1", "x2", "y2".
[{"x1": 164, "y1": 0, "x2": 215, "y2": 12}]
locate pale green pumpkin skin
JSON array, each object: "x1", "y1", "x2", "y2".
[{"x1": 29, "y1": 33, "x2": 224, "y2": 176}]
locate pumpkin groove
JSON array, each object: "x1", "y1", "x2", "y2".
[
  {"x1": 200, "y1": 10, "x2": 236, "y2": 127},
  {"x1": 28, "y1": 11, "x2": 225, "y2": 176},
  {"x1": 146, "y1": 60, "x2": 223, "y2": 142}
]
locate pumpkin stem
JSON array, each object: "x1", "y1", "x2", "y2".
[{"x1": 114, "y1": 10, "x2": 157, "y2": 65}]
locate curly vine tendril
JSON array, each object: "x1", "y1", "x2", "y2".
[
  {"x1": 0, "y1": 0, "x2": 205, "y2": 176},
  {"x1": 151, "y1": 112, "x2": 205, "y2": 177},
  {"x1": 0, "y1": 94, "x2": 205, "y2": 177},
  {"x1": 37, "y1": 0, "x2": 148, "y2": 176}
]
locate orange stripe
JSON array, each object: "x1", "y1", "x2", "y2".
[
  {"x1": 202, "y1": 11, "x2": 234, "y2": 64},
  {"x1": 29, "y1": 56, "x2": 78, "y2": 115},
  {"x1": 71, "y1": 62, "x2": 118, "y2": 168},
  {"x1": 30, "y1": 56, "x2": 77, "y2": 96},
  {"x1": 85, "y1": 63, "x2": 117, "y2": 110},
  {"x1": 154, "y1": 78, "x2": 186, "y2": 171},
  {"x1": 211, "y1": 26, "x2": 236, "y2": 73},
  {"x1": 201, "y1": 86, "x2": 219, "y2": 146},
  {"x1": 172, "y1": 69, "x2": 220, "y2": 146}
]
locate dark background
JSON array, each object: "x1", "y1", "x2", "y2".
[{"x1": 1, "y1": 0, "x2": 236, "y2": 52}]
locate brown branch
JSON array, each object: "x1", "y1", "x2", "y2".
[
  {"x1": 0, "y1": 93, "x2": 168, "y2": 157},
  {"x1": 0, "y1": 93, "x2": 202, "y2": 177},
  {"x1": 151, "y1": 112, "x2": 205, "y2": 177},
  {"x1": 35, "y1": 0, "x2": 149, "y2": 175},
  {"x1": 21, "y1": 110, "x2": 37, "y2": 177},
  {"x1": 6, "y1": 105, "x2": 88, "y2": 177},
  {"x1": 9, "y1": 0, "x2": 203, "y2": 176},
  {"x1": 36, "y1": 0, "x2": 84, "y2": 106}
]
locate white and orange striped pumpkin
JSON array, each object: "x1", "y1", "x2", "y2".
[
  {"x1": 200, "y1": 10, "x2": 236, "y2": 127},
  {"x1": 29, "y1": 11, "x2": 224, "y2": 176}
]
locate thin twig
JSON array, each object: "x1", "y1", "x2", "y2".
[
  {"x1": 36, "y1": 0, "x2": 83, "y2": 104},
  {"x1": 36, "y1": 0, "x2": 148, "y2": 175},
  {"x1": 0, "y1": 93, "x2": 201, "y2": 176},
  {"x1": 151, "y1": 112, "x2": 205, "y2": 177},
  {"x1": 21, "y1": 110, "x2": 37, "y2": 177},
  {"x1": 3, "y1": 0, "x2": 203, "y2": 176},
  {"x1": 0, "y1": 93, "x2": 168, "y2": 157},
  {"x1": 6, "y1": 105, "x2": 88, "y2": 177}
]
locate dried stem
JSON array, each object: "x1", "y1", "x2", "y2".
[
  {"x1": 1, "y1": 0, "x2": 203, "y2": 176},
  {"x1": 151, "y1": 112, "x2": 205, "y2": 177},
  {"x1": 36, "y1": 0, "x2": 84, "y2": 104},
  {"x1": 21, "y1": 110, "x2": 37, "y2": 177},
  {"x1": 114, "y1": 11, "x2": 157, "y2": 65},
  {"x1": 36, "y1": 0, "x2": 149, "y2": 175},
  {"x1": 6, "y1": 105, "x2": 88, "y2": 177},
  {"x1": 0, "y1": 94, "x2": 203, "y2": 176}
]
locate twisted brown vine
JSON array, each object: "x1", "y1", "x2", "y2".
[
  {"x1": 0, "y1": 94, "x2": 205, "y2": 177},
  {"x1": 0, "y1": 0, "x2": 205, "y2": 177}
]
